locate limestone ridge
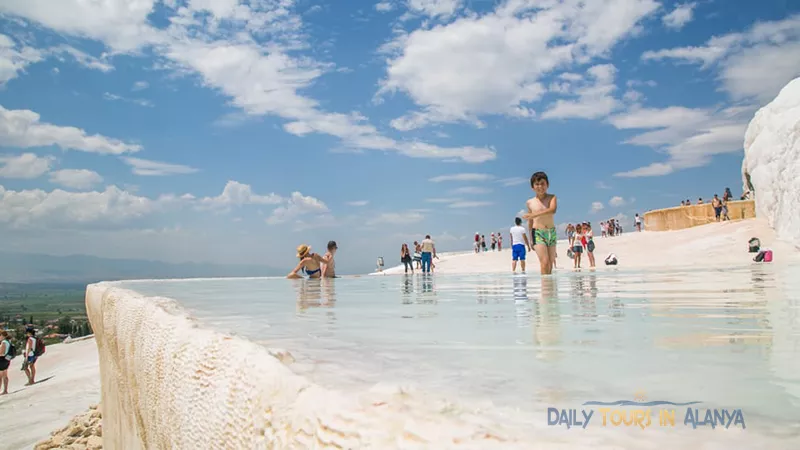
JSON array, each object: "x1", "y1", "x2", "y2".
[
  {"x1": 85, "y1": 283, "x2": 536, "y2": 449},
  {"x1": 742, "y1": 76, "x2": 800, "y2": 244}
]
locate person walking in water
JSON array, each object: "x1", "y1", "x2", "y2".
[
  {"x1": 497, "y1": 232, "x2": 503, "y2": 251},
  {"x1": 400, "y1": 243, "x2": 414, "y2": 274},
  {"x1": 572, "y1": 224, "x2": 584, "y2": 269},
  {"x1": 510, "y1": 217, "x2": 531, "y2": 273},
  {"x1": 420, "y1": 235, "x2": 436, "y2": 273},
  {"x1": 522, "y1": 171, "x2": 558, "y2": 275},
  {"x1": 584, "y1": 223, "x2": 596, "y2": 268},
  {"x1": 287, "y1": 244, "x2": 332, "y2": 279}
]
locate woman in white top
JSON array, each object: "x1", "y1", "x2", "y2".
[
  {"x1": 572, "y1": 225, "x2": 584, "y2": 269},
  {"x1": 24, "y1": 327, "x2": 38, "y2": 385},
  {"x1": 584, "y1": 223, "x2": 596, "y2": 268}
]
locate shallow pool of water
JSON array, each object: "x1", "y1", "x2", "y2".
[{"x1": 117, "y1": 264, "x2": 800, "y2": 446}]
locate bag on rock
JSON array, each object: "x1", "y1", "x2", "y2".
[{"x1": 604, "y1": 253, "x2": 618, "y2": 266}]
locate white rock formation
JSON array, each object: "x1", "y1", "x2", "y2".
[
  {"x1": 85, "y1": 283, "x2": 540, "y2": 449},
  {"x1": 742, "y1": 76, "x2": 800, "y2": 244}
]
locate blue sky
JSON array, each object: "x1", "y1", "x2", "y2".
[{"x1": 1, "y1": 0, "x2": 799, "y2": 275}]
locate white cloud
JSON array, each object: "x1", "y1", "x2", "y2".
[
  {"x1": 2, "y1": 0, "x2": 494, "y2": 164},
  {"x1": 198, "y1": 181, "x2": 282, "y2": 211},
  {"x1": 266, "y1": 192, "x2": 329, "y2": 225},
  {"x1": 49, "y1": 169, "x2": 103, "y2": 189},
  {"x1": 595, "y1": 181, "x2": 612, "y2": 189},
  {"x1": 346, "y1": 200, "x2": 369, "y2": 206},
  {"x1": 122, "y1": 157, "x2": 198, "y2": 176},
  {"x1": 641, "y1": 14, "x2": 800, "y2": 102},
  {"x1": 662, "y1": 3, "x2": 696, "y2": 30},
  {"x1": 408, "y1": 0, "x2": 461, "y2": 18},
  {"x1": 51, "y1": 45, "x2": 114, "y2": 72},
  {"x1": 375, "y1": 1, "x2": 395, "y2": 12},
  {"x1": 496, "y1": 177, "x2": 528, "y2": 187},
  {"x1": 429, "y1": 173, "x2": 492, "y2": 182},
  {"x1": 590, "y1": 201, "x2": 604, "y2": 213},
  {"x1": 103, "y1": 92, "x2": 153, "y2": 107},
  {"x1": 622, "y1": 89, "x2": 643, "y2": 103},
  {"x1": 0, "y1": 184, "x2": 170, "y2": 228},
  {"x1": 608, "y1": 105, "x2": 751, "y2": 177},
  {"x1": 0, "y1": 153, "x2": 53, "y2": 178},
  {"x1": 425, "y1": 197, "x2": 461, "y2": 203},
  {"x1": 448, "y1": 186, "x2": 491, "y2": 195},
  {"x1": 0, "y1": 0, "x2": 163, "y2": 52},
  {"x1": 0, "y1": 35, "x2": 115, "y2": 86},
  {"x1": 368, "y1": 211, "x2": 424, "y2": 225},
  {"x1": 378, "y1": 0, "x2": 659, "y2": 129},
  {"x1": 0, "y1": 34, "x2": 43, "y2": 85},
  {"x1": 0, "y1": 105, "x2": 141, "y2": 154},
  {"x1": 608, "y1": 196, "x2": 626, "y2": 207},
  {"x1": 132, "y1": 81, "x2": 149, "y2": 91},
  {"x1": 448, "y1": 201, "x2": 492, "y2": 208},
  {"x1": 542, "y1": 64, "x2": 620, "y2": 120}
]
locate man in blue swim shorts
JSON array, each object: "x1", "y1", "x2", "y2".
[{"x1": 509, "y1": 217, "x2": 531, "y2": 273}]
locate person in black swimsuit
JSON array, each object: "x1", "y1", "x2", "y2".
[{"x1": 287, "y1": 244, "x2": 331, "y2": 279}]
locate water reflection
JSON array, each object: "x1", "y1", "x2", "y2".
[
  {"x1": 117, "y1": 264, "x2": 800, "y2": 437},
  {"x1": 293, "y1": 278, "x2": 337, "y2": 312},
  {"x1": 420, "y1": 274, "x2": 436, "y2": 300}
]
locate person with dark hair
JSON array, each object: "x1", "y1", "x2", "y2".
[
  {"x1": 400, "y1": 243, "x2": 414, "y2": 274},
  {"x1": 321, "y1": 240, "x2": 338, "y2": 278},
  {"x1": 420, "y1": 235, "x2": 436, "y2": 273},
  {"x1": 23, "y1": 327, "x2": 38, "y2": 385},
  {"x1": 509, "y1": 217, "x2": 531, "y2": 273},
  {"x1": 0, "y1": 330, "x2": 11, "y2": 395},
  {"x1": 522, "y1": 171, "x2": 558, "y2": 275}
]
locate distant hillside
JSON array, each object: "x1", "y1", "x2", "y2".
[{"x1": 0, "y1": 252, "x2": 281, "y2": 283}]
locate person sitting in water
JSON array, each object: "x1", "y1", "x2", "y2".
[{"x1": 287, "y1": 244, "x2": 332, "y2": 279}]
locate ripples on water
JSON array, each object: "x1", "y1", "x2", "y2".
[{"x1": 118, "y1": 264, "x2": 800, "y2": 443}]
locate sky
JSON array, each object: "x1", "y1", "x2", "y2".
[{"x1": 0, "y1": 0, "x2": 799, "y2": 275}]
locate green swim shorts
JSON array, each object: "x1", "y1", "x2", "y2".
[{"x1": 533, "y1": 227, "x2": 558, "y2": 247}]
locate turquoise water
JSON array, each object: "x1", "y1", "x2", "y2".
[{"x1": 117, "y1": 265, "x2": 800, "y2": 444}]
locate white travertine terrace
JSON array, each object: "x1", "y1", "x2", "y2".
[
  {"x1": 86, "y1": 283, "x2": 537, "y2": 449},
  {"x1": 742, "y1": 76, "x2": 800, "y2": 244}
]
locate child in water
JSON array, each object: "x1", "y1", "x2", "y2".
[{"x1": 522, "y1": 171, "x2": 558, "y2": 275}]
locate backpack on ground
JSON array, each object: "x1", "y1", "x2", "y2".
[
  {"x1": 34, "y1": 338, "x2": 46, "y2": 357},
  {"x1": 748, "y1": 237, "x2": 761, "y2": 253},
  {"x1": 604, "y1": 253, "x2": 618, "y2": 266}
]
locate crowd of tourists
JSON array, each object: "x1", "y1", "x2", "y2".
[{"x1": 680, "y1": 187, "x2": 737, "y2": 222}]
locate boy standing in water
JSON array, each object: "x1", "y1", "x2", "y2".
[{"x1": 523, "y1": 171, "x2": 558, "y2": 275}]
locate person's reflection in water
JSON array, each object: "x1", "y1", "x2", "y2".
[
  {"x1": 401, "y1": 274, "x2": 414, "y2": 304},
  {"x1": 321, "y1": 278, "x2": 337, "y2": 307},
  {"x1": 417, "y1": 274, "x2": 436, "y2": 303},
  {"x1": 513, "y1": 275, "x2": 531, "y2": 325},
  {"x1": 534, "y1": 276, "x2": 562, "y2": 360},
  {"x1": 294, "y1": 278, "x2": 336, "y2": 312}
]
